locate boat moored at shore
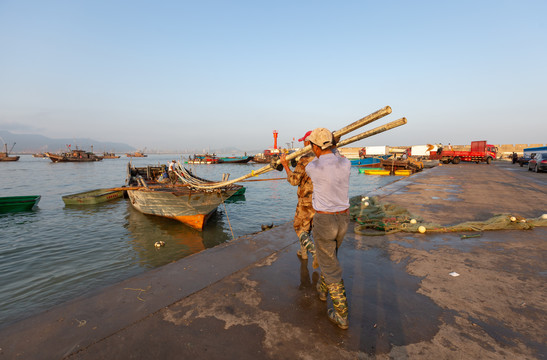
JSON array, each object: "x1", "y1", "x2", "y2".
[{"x1": 125, "y1": 163, "x2": 243, "y2": 230}]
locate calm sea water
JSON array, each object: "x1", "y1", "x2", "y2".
[{"x1": 0, "y1": 154, "x2": 400, "y2": 326}]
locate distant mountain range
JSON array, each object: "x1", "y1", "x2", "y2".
[
  {"x1": 0, "y1": 130, "x2": 260, "y2": 155},
  {"x1": 0, "y1": 130, "x2": 136, "y2": 154}
]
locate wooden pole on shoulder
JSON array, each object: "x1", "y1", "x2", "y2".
[{"x1": 184, "y1": 106, "x2": 404, "y2": 189}]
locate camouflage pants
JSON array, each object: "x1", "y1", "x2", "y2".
[
  {"x1": 169, "y1": 171, "x2": 177, "y2": 184},
  {"x1": 293, "y1": 202, "x2": 315, "y2": 238}
]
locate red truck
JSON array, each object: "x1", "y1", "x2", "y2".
[{"x1": 429, "y1": 141, "x2": 498, "y2": 164}]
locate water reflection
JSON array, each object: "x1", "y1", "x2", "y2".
[{"x1": 124, "y1": 203, "x2": 231, "y2": 268}]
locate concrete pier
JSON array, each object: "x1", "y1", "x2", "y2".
[{"x1": 1, "y1": 161, "x2": 545, "y2": 359}]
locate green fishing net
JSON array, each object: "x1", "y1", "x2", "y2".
[{"x1": 349, "y1": 196, "x2": 547, "y2": 236}]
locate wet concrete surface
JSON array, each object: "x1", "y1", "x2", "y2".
[{"x1": 1, "y1": 161, "x2": 546, "y2": 359}]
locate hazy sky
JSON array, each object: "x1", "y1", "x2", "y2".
[{"x1": 1, "y1": 0, "x2": 545, "y2": 152}]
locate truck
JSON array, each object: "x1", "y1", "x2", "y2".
[
  {"x1": 358, "y1": 146, "x2": 388, "y2": 158},
  {"x1": 429, "y1": 141, "x2": 497, "y2": 164},
  {"x1": 410, "y1": 144, "x2": 437, "y2": 158}
]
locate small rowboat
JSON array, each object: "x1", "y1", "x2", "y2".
[
  {"x1": 394, "y1": 169, "x2": 412, "y2": 176},
  {"x1": 364, "y1": 169, "x2": 391, "y2": 176},
  {"x1": 0, "y1": 196, "x2": 41, "y2": 213},
  {"x1": 62, "y1": 189, "x2": 124, "y2": 205}
]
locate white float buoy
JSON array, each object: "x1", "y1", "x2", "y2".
[
  {"x1": 541, "y1": 214, "x2": 547, "y2": 220},
  {"x1": 410, "y1": 219, "x2": 417, "y2": 224},
  {"x1": 154, "y1": 241, "x2": 165, "y2": 248},
  {"x1": 418, "y1": 226, "x2": 426, "y2": 233},
  {"x1": 510, "y1": 216, "x2": 517, "y2": 222},
  {"x1": 364, "y1": 201, "x2": 369, "y2": 207}
]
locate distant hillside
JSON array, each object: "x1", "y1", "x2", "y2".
[{"x1": 0, "y1": 130, "x2": 135, "y2": 154}]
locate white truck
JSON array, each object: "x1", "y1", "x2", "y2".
[{"x1": 410, "y1": 145, "x2": 437, "y2": 157}]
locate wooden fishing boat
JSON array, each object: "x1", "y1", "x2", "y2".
[
  {"x1": 251, "y1": 155, "x2": 271, "y2": 163},
  {"x1": 126, "y1": 151, "x2": 147, "y2": 157},
  {"x1": 32, "y1": 153, "x2": 48, "y2": 158},
  {"x1": 218, "y1": 156, "x2": 253, "y2": 164},
  {"x1": 380, "y1": 158, "x2": 423, "y2": 173},
  {"x1": 46, "y1": 146, "x2": 103, "y2": 162},
  {"x1": 62, "y1": 189, "x2": 124, "y2": 205},
  {"x1": 125, "y1": 163, "x2": 243, "y2": 230},
  {"x1": 0, "y1": 143, "x2": 20, "y2": 161},
  {"x1": 187, "y1": 154, "x2": 220, "y2": 164},
  {"x1": 102, "y1": 152, "x2": 120, "y2": 159},
  {"x1": 0, "y1": 196, "x2": 41, "y2": 213},
  {"x1": 252, "y1": 149, "x2": 280, "y2": 164}
]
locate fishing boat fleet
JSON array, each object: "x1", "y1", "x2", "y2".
[
  {"x1": 1, "y1": 157, "x2": 247, "y2": 230},
  {"x1": 0, "y1": 151, "x2": 417, "y2": 226},
  {"x1": 2, "y1": 105, "x2": 417, "y2": 229},
  {"x1": 0, "y1": 140, "x2": 146, "y2": 161}
]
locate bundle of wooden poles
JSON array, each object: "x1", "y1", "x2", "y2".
[{"x1": 174, "y1": 106, "x2": 407, "y2": 189}]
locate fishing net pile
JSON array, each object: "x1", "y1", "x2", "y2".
[{"x1": 349, "y1": 195, "x2": 547, "y2": 236}]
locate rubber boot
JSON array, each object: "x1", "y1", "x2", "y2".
[
  {"x1": 297, "y1": 245, "x2": 308, "y2": 259},
  {"x1": 299, "y1": 232, "x2": 315, "y2": 252},
  {"x1": 327, "y1": 281, "x2": 349, "y2": 330},
  {"x1": 316, "y1": 274, "x2": 328, "y2": 301},
  {"x1": 299, "y1": 232, "x2": 319, "y2": 268}
]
